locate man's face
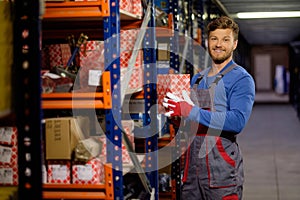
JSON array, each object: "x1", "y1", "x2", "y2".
[{"x1": 208, "y1": 28, "x2": 238, "y2": 65}]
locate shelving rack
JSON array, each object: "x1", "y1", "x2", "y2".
[
  {"x1": 13, "y1": 0, "x2": 123, "y2": 199},
  {"x1": 143, "y1": 0, "x2": 159, "y2": 198},
  {"x1": 13, "y1": 0, "x2": 208, "y2": 199},
  {"x1": 102, "y1": 0, "x2": 123, "y2": 198},
  {"x1": 14, "y1": 0, "x2": 43, "y2": 199}
]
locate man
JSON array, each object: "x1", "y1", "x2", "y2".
[{"x1": 163, "y1": 16, "x2": 255, "y2": 199}]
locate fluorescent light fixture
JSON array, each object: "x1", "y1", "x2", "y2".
[{"x1": 236, "y1": 11, "x2": 300, "y2": 19}]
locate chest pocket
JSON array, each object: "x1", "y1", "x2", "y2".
[
  {"x1": 190, "y1": 87, "x2": 212, "y2": 109},
  {"x1": 191, "y1": 63, "x2": 238, "y2": 111}
]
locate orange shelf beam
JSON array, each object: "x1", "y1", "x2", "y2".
[
  {"x1": 42, "y1": 71, "x2": 111, "y2": 109},
  {"x1": 43, "y1": 191, "x2": 106, "y2": 199},
  {"x1": 43, "y1": 183, "x2": 106, "y2": 190},
  {"x1": 42, "y1": 100, "x2": 104, "y2": 109},
  {"x1": 43, "y1": 1, "x2": 109, "y2": 19},
  {"x1": 42, "y1": 92, "x2": 104, "y2": 99},
  {"x1": 43, "y1": 163, "x2": 113, "y2": 200}
]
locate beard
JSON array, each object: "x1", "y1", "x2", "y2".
[{"x1": 209, "y1": 47, "x2": 234, "y2": 65}]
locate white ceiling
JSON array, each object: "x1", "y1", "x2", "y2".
[{"x1": 215, "y1": 0, "x2": 300, "y2": 45}]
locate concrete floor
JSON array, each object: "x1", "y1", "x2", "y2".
[{"x1": 238, "y1": 103, "x2": 300, "y2": 200}]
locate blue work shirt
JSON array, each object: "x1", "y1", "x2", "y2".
[{"x1": 188, "y1": 60, "x2": 255, "y2": 133}]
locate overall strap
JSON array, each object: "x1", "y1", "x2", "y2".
[
  {"x1": 193, "y1": 67, "x2": 210, "y2": 86},
  {"x1": 209, "y1": 62, "x2": 238, "y2": 112},
  {"x1": 210, "y1": 62, "x2": 238, "y2": 86}
]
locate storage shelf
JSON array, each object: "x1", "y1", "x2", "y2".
[
  {"x1": 43, "y1": 2, "x2": 142, "y2": 21},
  {"x1": 42, "y1": 71, "x2": 111, "y2": 109},
  {"x1": 43, "y1": 183, "x2": 106, "y2": 190},
  {"x1": 43, "y1": 191, "x2": 106, "y2": 199},
  {"x1": 43, "y1": 163, "x2": 114, "y2": 200},
  {"x1": 43, "y1": 1, "x2": 109, "y2": 19}
]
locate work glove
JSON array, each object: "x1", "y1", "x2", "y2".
[{"x1": 163, "y1": 92, "x2": 194, "y2": 117}]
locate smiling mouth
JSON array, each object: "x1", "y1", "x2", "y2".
[{"x1": 213, "y1": 48, "x2": 224, "y2": 53}]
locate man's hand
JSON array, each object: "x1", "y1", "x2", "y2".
[{"x1": 163, "y1": 92, "x2": 193, "y2": 117}]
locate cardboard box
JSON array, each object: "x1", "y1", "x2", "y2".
[
  {"x1": 157, "y1": 43, "x2": 170, "y2": 61},
  {"x1": 45, "y1": 117, "x2": 88, "y2": 160}
]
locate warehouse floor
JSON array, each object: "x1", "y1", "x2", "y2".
[{"x1": 239, "y1": 99, "x2": 300, "y2": 199}]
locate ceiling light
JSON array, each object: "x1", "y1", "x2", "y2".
[{"x1": 235, "y1": 11, "x2": 300, "y2": 19}]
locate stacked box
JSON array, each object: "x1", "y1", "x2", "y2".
[
  {"x1": 0, "y1": 127, "x2": 18, "y2": 186},
  {"x1": 157, "y1": 74, "x2": 191, "y2": 114},
  {"x1": 46, "y1": 44, "x2": 72, "y2": 69},
  {"x1": 72, "y1": 158, "x2": 104, "y2": 184},
  {"x1": 93, "y1": 120, "x2": 135, "y2": 164},
  {"x1": 78, "y1": 40, "x2": 105, "y2": 92},
  {"x1": 120, "y1": 29, "x2": 144, "y2": 92},
  {"x1": 95, "y1": 136, "x2": 131, "y2": 164},
  {"x1": 78, "y1": 29, "x2": 144, "y2": 93},
  {"x1": 132, "y1": 0, "x2": 143, "y2": 17},
  {"x1": 45, "y1": 117, "x2": 87, "y2": 160},
  {"x1": 120, "y1": 0, "x2": 142, "y2": 17},
  {"x1": 47, "y1": 160, "x2": 71, "y2": 184}
]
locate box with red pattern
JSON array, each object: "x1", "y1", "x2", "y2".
[
  {"x1": 120, "y1": 29, "x2": 140, "y2": 51},
  {"x1": 47, "y1": 161, "x2": 71, "y2": 184},
  {"x1": 93, "y1": 135, "x2": 131, "y2": 164},
  {"x1": 0, "y1": 127, "x2": 18, "y2": 186},
  {"x1": 0, "y1": 165, "x2": 18, "y2": 186},
  {"x1": 78, "y1": 40, "x2": 105, "y2": 92},
  {"x1": 0, "y1": 145, "x2": 17, "y2": 166},
  {"x1": 79, "y1": 40, "x2": 104, "y2": 70},
  {"x1": 157, "y1": 74, "x2": 191, "y2": 113},
  {"x1": 121, "y1": 120, "x2": 135, "y2": 146},
  {"x1": 132, "y1": 0, "x2": 143, "y2": 17},
  {"x1": 120, "y1": 29, "x2": 143, "y2": 91},
  {"x1": 0, "y1": 127, "x2": 17, "y2": 146},
  {"x1": 72, "y1": 158, "x2": 105, "y2": 184},
  {"x1": 120, "y1": 50, "x2": 143, "y2": 91},
  {"x1": 46, "y1": 44, "x2": 71, "y2": 69},
  {"x1": 120, "y1": 0, "x2": 142, "y2": 17},
  {"x1": 120, "y1": 0, "x2": 132, "y2": 14}
]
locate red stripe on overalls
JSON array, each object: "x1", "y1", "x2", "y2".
[
  {"x1": 182, "y1": 145, "x2": 191, "y2": 183},
  {"x1": 215, "y1": 137, "x2": 236, "y2": 167},
  {"x1": 222, "y1": 194, "x2": 239, "y2": 200}
]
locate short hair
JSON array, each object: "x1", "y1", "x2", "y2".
[{"x1": 207, "y1": 16, "x2": 239, "y2": 40}]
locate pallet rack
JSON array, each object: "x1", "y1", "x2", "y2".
[
  {"x1": 13, "y1": 0, "x2": 209, "y2": 199},
  {"x1": 13, "y1": 0, "x2": 135, "y2": 199}
]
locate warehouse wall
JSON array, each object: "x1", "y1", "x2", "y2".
[{"x1": 251, "y1": 45, "x2": 289, "y2": 91}]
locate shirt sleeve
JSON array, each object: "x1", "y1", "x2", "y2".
[{"x1": 187, "y1": 69, "x2": 255, "y2": 134}]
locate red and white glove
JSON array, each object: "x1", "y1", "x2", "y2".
[{"x1": 163, "y1": 92, "x2": 193, "y2": 117}]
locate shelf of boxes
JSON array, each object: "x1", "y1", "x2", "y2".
[
  {"x1": 12, "y1": 0, "x2": 130, "y2": 198},
  {"x1": 41, "y1": 71, "x2": 112, "y2": 109},
  {"x1": 40, "y1": 0, "x2": 146, "y2": 199},
  {"x1": 42, "y1": 163, "x2": 114, "y2": 199}
]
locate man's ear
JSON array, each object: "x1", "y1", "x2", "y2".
[{"x1": 233, "y1": 40, "x2": 238, "y2": 50}]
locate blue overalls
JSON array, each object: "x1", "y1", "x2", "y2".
[{"x1": 181, "y1": 63, "x2": 244, "y2": 200}]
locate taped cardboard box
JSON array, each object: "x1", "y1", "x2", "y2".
[{"x1": 45, "y1": 117, "x2": 88, "y2": 160}]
